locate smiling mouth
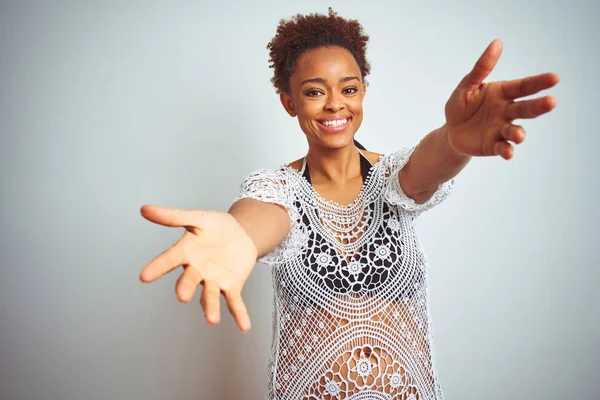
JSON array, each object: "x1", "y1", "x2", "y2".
[{"x1": 317, "y1": 117, "x2": 351, "y2": 131}]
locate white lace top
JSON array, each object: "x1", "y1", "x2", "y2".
[{"x1": 234, "y1": 146, "x2": 454, "y2": 400}]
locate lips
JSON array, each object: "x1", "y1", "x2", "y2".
[{"x1": 317, "y1": 117, "x2": 352, "y2": 133}]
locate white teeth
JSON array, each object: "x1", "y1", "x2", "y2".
[{"x1": 322, "y1": 118, "x2": 348, "y2": 127}]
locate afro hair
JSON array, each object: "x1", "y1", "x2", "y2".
[{"x1": 266, "y1": 7, "x2": 371, "y2": 94}]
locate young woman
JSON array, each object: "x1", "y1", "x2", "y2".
[{"x1": 139, "y1": 8, "x2": 559, "y2": 400}]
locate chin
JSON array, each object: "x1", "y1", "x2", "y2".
[{"x1": 314, "y1": 134, "x2": 355, "y2": 150}]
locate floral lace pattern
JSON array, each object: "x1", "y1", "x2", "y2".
[{"x1": 234, "y1": 146, "x2": 453, "y2": 400}]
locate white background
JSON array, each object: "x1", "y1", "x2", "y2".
[{"x1": 1, "y1": 0, "x2": 598, "y2": 399}]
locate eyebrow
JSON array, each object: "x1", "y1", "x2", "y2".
[{"x1": 300, "y1": 76, "x2": 361, "y2": 86}]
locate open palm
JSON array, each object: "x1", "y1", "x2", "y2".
[
  {"x1": 445, "y1": 39, "x2": 560, "y2": 160},
  {"x1": 139, "y1": 205, "x2": 257, "y2": 332}
]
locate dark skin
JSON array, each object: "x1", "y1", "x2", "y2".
[
  {"x1": 281, "y1": 46, "x2": 381, "y2": 206},
  {"x1": 282, "y1": 41, "x2": 559, "y2": 205},
  {"x1": 139, "y1": 40, "x2": 559, "y2": 333},
  {"x1": 137, "y1": 47, "x2": 376, "y2": 333}
]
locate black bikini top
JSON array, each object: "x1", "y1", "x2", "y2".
[{"x1": 301, "y1": 140, "x2": 373, "y2": 184}]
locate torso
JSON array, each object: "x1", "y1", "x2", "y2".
[
  {"x1": 263, "y1": 152, "x2": 443, "y2": 400},
  {"x1": 235, "y1": 146, "x2": 451, "y2": 400}
]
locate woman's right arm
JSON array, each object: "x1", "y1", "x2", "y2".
[
  {"x1": 139, "y1": 198, "x2": 290, "y2": 333},
  {"x1": 228, "y1": 198, "x2": 291, "y2": 260}
]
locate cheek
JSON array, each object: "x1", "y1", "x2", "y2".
[
  {"x1": 350, "y1": 99, "x2": 364, "y2": 117},
  {"x1": 297, "y1": 100, "x2": 322, "y2": 119},
  {"x1": 295, "y1": 102, "x2": 320, "y2": 134}
]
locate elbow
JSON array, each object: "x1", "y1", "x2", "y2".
[{"x1": 407, "y1": 189, "x2": 435, "y2": 205}]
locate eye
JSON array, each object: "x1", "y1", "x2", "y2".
[
  {"x1": 305, "y1": 89, "x2": 324, "y2": 97},
  {"x1": 343, "y1": 87, "x2": 358, "y2": 95}
]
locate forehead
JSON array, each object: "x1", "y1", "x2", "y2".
[{"x1": 292, "y1": 46, "x2": 361, "y2": 84}]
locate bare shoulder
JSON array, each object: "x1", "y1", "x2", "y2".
[
  {"x1": 287, "y1": 157, "x2": 304, "y2": 172},
  {"x1": 363, "y1": 150, "x2": 384, "y2": 165}
]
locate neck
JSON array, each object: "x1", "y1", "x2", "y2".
[{"x1": 305, "y1": 142, "x2": 362, "y2": 186}]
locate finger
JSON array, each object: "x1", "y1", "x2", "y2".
[
  {"x1": 139, "y1": 235, "x2": 189, "y2": 282},
  {"x1": 224, "y1": 289, "x2": 251, "y2": 332},
  {"x1": 140, "y1": 205, "x2": 207, "y2": 230},
  {"x1": 506, "y1": 95, "x2": 557, "y2": 120},
  {"x1": 500, "y1": 72, "x2": 560, "y2": 100},
  {"x1": 200, "y1": 280, "x2": 221, "y2": 325},
  {"x1": 175, "y1": 265, "x2": 203, "y2": 303},
  {"x1": 460, "y1": 39, "x2": 503, "y2": 89},
  {"x1": 493, "y1": 141, "x2": 514, "y2": 160},
  {"x1": 500, "y1": 123, "x2": 526, "y2": 144}
]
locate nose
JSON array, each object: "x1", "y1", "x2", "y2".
[{"x1": 324, "y1": 91, "x2": 345, "y2": 113}]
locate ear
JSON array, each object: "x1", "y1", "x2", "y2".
[{"x1": 279, "y1": 92, "x2": 297, "y2": 117}]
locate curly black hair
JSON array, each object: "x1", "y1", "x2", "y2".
[{"x1": 266, "y1": 7, "x2": 371, "y2": 94}]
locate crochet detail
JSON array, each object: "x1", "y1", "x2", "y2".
[
  {"x1": 235, "y1": 146, "x2": 453, "y2": 399},
  {"x1": 234, "y1": 169, "x2": 308, "y2": 266}
]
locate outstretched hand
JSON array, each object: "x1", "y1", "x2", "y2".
[
  {"x1": 444, "y1": 39, "x2": 560, "y2": 160},
  {"x1": 139, "y1": 205, "x2": 257, "y2": 332}
]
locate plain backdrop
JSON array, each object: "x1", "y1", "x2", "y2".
[{"x1": 1, "y1": 0, "x2": 598, "y2": 399}]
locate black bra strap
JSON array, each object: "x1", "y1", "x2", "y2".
[
  {"x1": 359, "y1": 150, "x2": 372, "y2": 181},
  {"x1": 353, "y1": 139, "x2": 366, "y2": 150},
  {"x1": 301, "y1": 161, "x2": 311, "y2": 183}
]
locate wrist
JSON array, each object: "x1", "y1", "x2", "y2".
[{"x1": 441, "y1": 123, "x2": 471, "y2": 162}]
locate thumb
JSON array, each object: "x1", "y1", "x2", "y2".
[
  {"x1": 459, "y1": 39, "x2": 503, "y2": 89},
  {"x1": 140, "y1": 205, "x2": 198, "y2": 228}
]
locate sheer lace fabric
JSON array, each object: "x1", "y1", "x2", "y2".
[{"x1": 235, "y1": 146, "x2": 453, "y2": 400}]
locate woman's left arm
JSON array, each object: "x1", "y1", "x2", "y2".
[{"x1": 400, "y1": 39, "x2": 560, "y2": 204}]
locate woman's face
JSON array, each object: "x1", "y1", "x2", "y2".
[{"x1": 281, "y1": 46, "x2": 366, "y2": 150}]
